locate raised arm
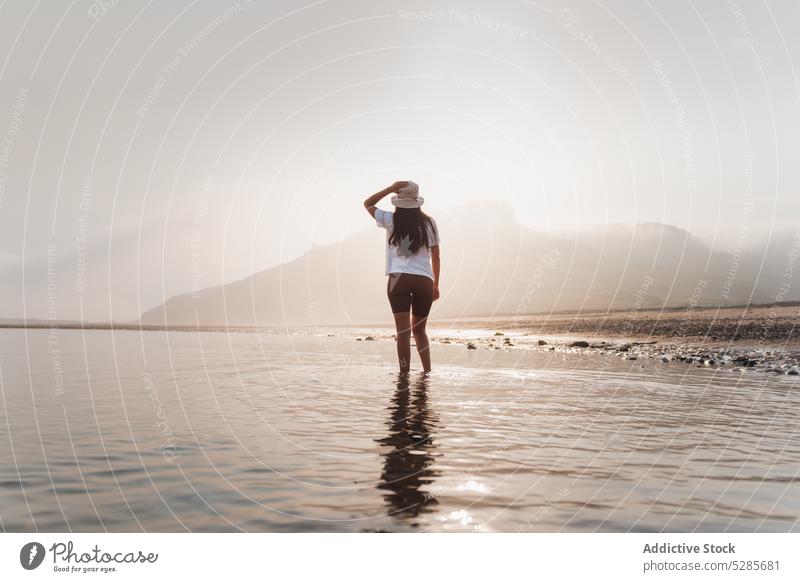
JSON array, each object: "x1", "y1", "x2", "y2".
[{"x1": 363, "y1": 181, "x2": 407, "y2": 217}]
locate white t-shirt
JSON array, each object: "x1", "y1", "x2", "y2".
[{"x1": 374, "y1": 208, "x2": 440, "y2": 280}]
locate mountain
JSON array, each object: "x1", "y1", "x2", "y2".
[{"x1": 140, "y1": 201, "x2": 799, "y2": 327}]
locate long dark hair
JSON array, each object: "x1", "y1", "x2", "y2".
[{"x1": 388, "y1": 207, "x2": 435, "y2": 256}]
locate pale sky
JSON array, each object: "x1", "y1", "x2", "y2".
[{"x1": 1, "y1": 0, "x2": 799, "y2": 319}]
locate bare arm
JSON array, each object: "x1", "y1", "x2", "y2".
[
  {"x1": 432, "y1": 245, "x2": 440, "y2": 300},
  {"x1": 363, "y1": 181, "x2": 407, "y2": 217}
]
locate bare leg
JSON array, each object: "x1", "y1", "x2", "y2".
[
  {"x1": 412, "y1": 314, "x2": 431, "y2": 372},
  {"x1": 393, "y1": 312, "x2": 412, "y2": 372}
]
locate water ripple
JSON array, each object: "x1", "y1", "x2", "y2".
[{"x1": 0, "y1": 329, "x2": 798, "y2": 532}]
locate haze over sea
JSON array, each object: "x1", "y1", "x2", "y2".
[{"x1": 1, "y1": 329, "x2": 798, "y2": 532}]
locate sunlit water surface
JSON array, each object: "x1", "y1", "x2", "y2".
[{"x1": 1, "y1": 329, "x2": 798, "y2": 532}]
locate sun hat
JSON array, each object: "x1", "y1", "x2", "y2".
[{"x1": 391, "y1": 181, "x2": 424, "y2": 208}]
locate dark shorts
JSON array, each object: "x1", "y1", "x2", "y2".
[{"x1": 387, "y1": 273, "x2": 434, "y2": 317}]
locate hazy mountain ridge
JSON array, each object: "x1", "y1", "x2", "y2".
[{"x1": 140, "y1": 201, "x2": 800, "y2": 327}]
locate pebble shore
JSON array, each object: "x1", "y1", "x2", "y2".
[{"x1": 343, "y1": 303, "x2": 800, "y2": 377}]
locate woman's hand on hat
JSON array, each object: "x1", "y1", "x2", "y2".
[{"x1": 390, "y1": 181, "x2": 409, "y2": 193}]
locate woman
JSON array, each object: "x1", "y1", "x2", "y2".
[{"x1": 364, "y1": 181, "x2": 440, "y2": 373}]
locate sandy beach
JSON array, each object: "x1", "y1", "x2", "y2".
[{"x1": 436, "y1": 303, "x2": 800, "y2": 344}]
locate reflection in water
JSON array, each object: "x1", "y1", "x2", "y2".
[
  {"x1": 4, "y1": 330, "x2": 800, "y2": 532},
  {"x1": 377, "y1": 372, "x2": 440, "y2": 521}
]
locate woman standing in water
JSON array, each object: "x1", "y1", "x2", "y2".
[{"x1": 364, "y1": 181, "x2": 440, "y2": 372}]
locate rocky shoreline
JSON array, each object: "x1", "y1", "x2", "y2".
[
  {"x1": 341, "y1": 303, "x2": 800, "y2": 377},
  {"x1": 440, "y1": 333, "x2": 800, "y2": 377},
  {"x1": 348, "y1": 330, "x2": 800, "y2": 377}
]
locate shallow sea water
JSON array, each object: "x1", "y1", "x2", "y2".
[{"x1": 1, "y1": 329, "x2": 798, "y2": 532}]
